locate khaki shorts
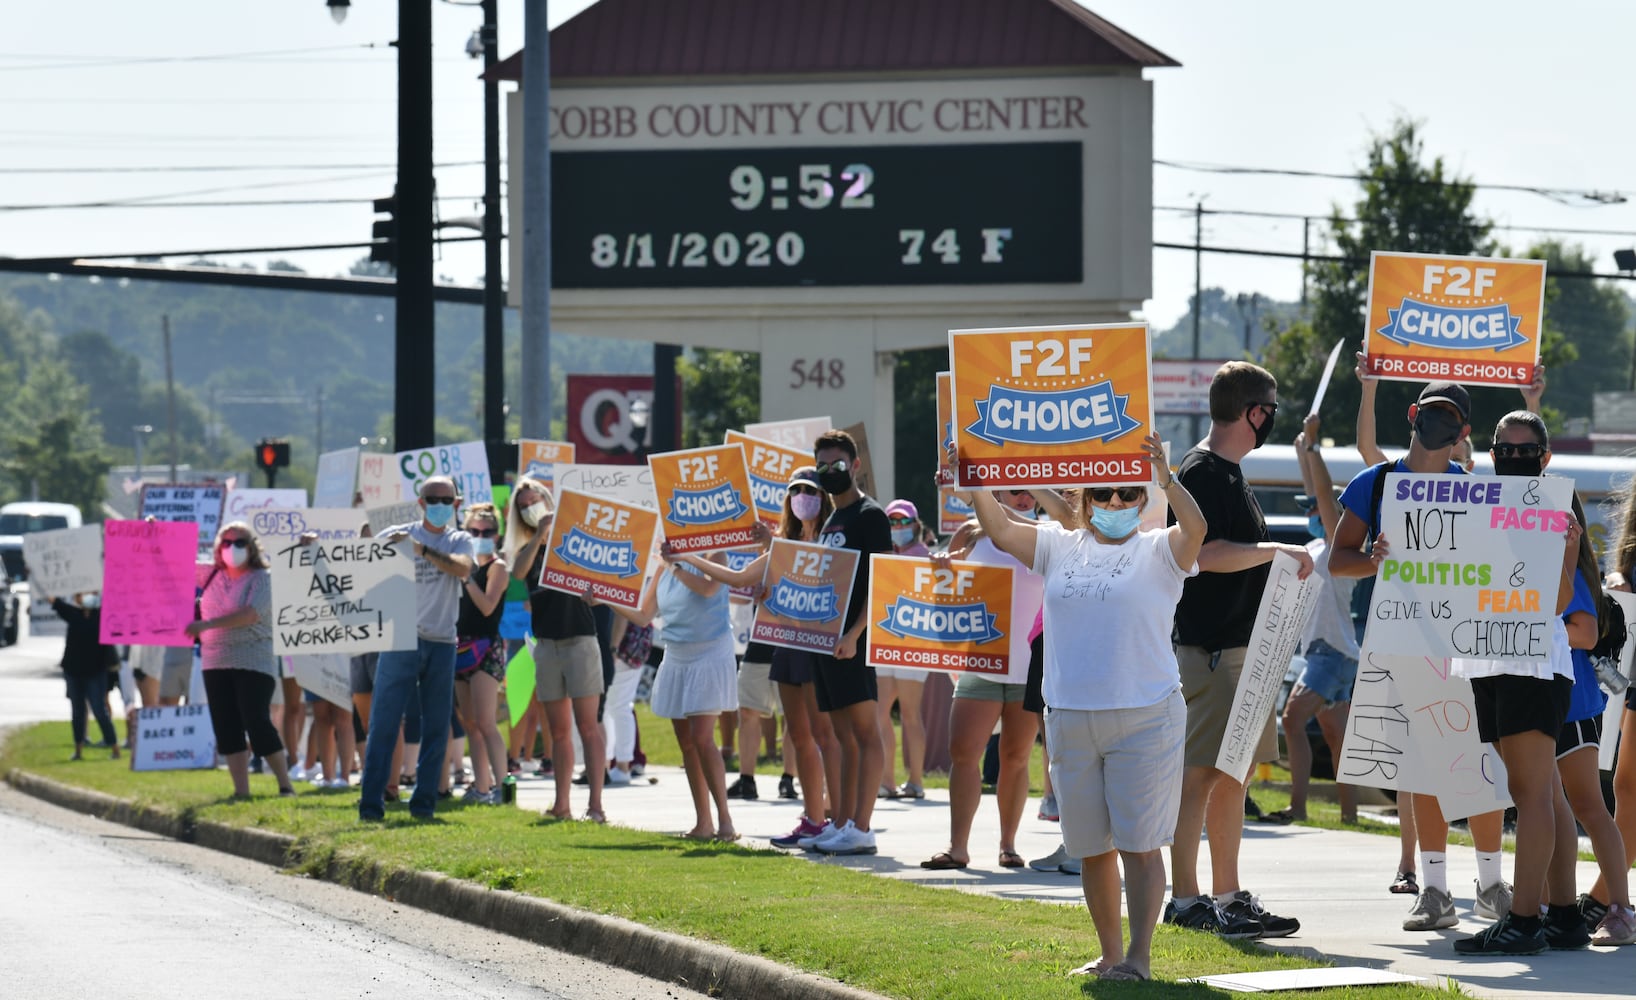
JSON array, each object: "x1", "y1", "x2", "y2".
[
  {"x1": 1047, "y1": 692, "x2": 1186, "y2": 855},
  {"x1": 156, "y1": 647, "x2": 195, "y2": 701},
  {"x1": 737, "y1": 659, "x2": 779, "y2": 718},
  {"x1": 534, "y1": 636, "x2": 604, "y2": 702},
  {"x1": 1177, "y1": 645, "x2": 1277, "y2": 771}
]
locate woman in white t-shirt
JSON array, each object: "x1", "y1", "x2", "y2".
[{"x1": 956, "y1": 432, "x2": 1203, "y2": 983}]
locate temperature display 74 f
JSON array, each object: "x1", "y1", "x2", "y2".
[{"x1": 551, "y1": 141, "x2": 1083, "y2": 289}]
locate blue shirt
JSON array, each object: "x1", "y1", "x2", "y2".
[
  {"x1": 1338, "y1": 458, "x2": 1467, "y2": 536},
  {"x1": 657, "y1": 562, "x2": 730, "y2": 644},
  {"x1": 1564, "y1": 570, "x2": 1607, "y2": 724}
]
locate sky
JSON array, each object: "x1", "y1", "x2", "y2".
[{"x1": 4, "y1": 1, "x2": 1636, "y2": 331}]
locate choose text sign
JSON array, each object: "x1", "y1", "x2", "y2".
[
  {"x1": 1365, "y1": 473, "x2": 1573, "y2": 661},
  {"x1": 750, "y1": 538, "x2": 858, "y2": 654},
  {"x1": 538, "y1": 488, "x2": 660, "y2": 609},
  {"x1": 1215, "y1": 551, "x2": 1319, "y2": 783},
  {"x1": 648, "y1": 444, "x2": 760, "y2": 554},
  {"x1": 268, "y1": 534, "x2": 417, "y2": 656},
  {"x1": 397, "y1": 440, "x2": 491, "y2": 505},
  {"x1": 99, "y1": 519, "x2": 198, "y2": 647},
  {"x1": 867, "y1": 555, "x2": 1017, "y2": 680},
  {"x1": 950, "y1": 323, "x2": 1153, "y2": 489},
  {"x1": 22, "y1": 525, "x2": 103, "y2": 599},
  {"x1": 725, "y1": 430, "x2": 806, "y2": 527},
  {"x1": 1362, "y1": 251, "x2": 1546, "y2": 388}
]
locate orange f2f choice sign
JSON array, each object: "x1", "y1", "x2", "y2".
[
  {"x1": 1361, "y1": 251, "x2": 1546, "y2": 388},
  {"x1": 866, "y1": 555, "x2": 1019, "y2": 681},
  {"x1": 950, "y1": 324, "x2": 1153, "y2": 490},
  {"x1": 647, "y1": 444, "x2": 761, "y2": 555},
  {"x1": 538, "y1": 488, "x2": 659, "y2": 610}
]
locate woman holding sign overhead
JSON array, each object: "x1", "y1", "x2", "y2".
[
  {"x1": 184, "y1": 522, "x2": 295, "y2": 798},
  {"x1": 957, "y1": 432, "x2": 1203, "y2": 983}
]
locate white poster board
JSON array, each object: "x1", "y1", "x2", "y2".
[
  {"x1": 1365, "y1": 473, "x2": 1574, "y2": 660},
  {"x1": 356, "y1": 451, "x2": 401, "y2": 507},
  {"x1": 551, "y1": 463, "x2": 659, "y2": 511},
  {"x1": 744, "y1": 415, "x2": 831, "y2": 450},
  {"x1": 1601, "y1": 591, "x2": 1636, "y2": 769},
  {"x1": 314, "y1": 446, "x2": 360, "y2": 509},
  {"x1": 395, "y1": 440, "x2": 492, "y2": 505},
  {"x1": 130, "y1": 704, "x2": 216, "y2": 771},
  {"x1": 269, "y1": 533, "x2": 417, "y2": 656},
  {"x1": 139, "y1": 483, "x2": 226, "y2": 556},
  {"x1": 365, "y1": 502, "x2": 422, "y2": 538},
  {"x1": 21, "y1": 525, "x2": 104, "y2": 598},
  {"x1": 286, "y1": 653, "x2": 353, "y2": 709},
  {"x1": 1215, "y1": 551, "x2": 1319, "y2": 782},
  {"x1": 224, "y1": 488, "x2": 307, "y2": 522}
]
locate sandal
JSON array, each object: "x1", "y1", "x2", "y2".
[
  {"x1": 1259, "y1": 808, "x2": 1296, "y2": 825},
  {"x1": 999, "y1": 850, "x2": 1025, "y2": 869},
  {"x1": 1068, "y1": 959, "x2": 1109, "y2": 977},
  {"x1": 1390, "y1": 870, "x2": 1419, "y2": 894},
  {"x1": 897, "y1": 782, "x2": 926, "y2": 800},
  {"x1": 920, "y1": 851, "x2": 969, "y2": 870},
  {"x1": 1101, "y1": 963, "x2": 1149, "y2": 982}
]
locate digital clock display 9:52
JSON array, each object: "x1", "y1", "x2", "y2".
[{"x1": 551, "y1": 141, "x2": 1082, "y2": 289}]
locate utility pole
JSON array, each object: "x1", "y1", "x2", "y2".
[
  {"x1": 520, "y1": 6, "x2": 552, "y2": 439},
  {"x1": 1190, "y1": 202, "x2": 1203, "y2": 360},
  {"x1": 1300, "y1": 217, "x2": 1311, "y2": 309},
  {"x1": 396, "y1": 0, "x2": 435, "y2": 450},
  {"x1": 162, "y1": 314, "x2": 179, "y2": 482},
  {"x1": 315, "y1": 384, "x2": 325, "y2": 455},
  {"x1": 480, "y1": 0, "x2": 506, "y2": 474}
]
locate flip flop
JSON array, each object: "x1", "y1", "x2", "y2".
[
  {"x1": 679, "y1": 830, "x2": 715, "y2": 841},
  {"x1": 998, "y1": 850, "x2": 1025, "y2": 869},
  {"x1": 1067, "y1": 959, "x2": 1108, "y2": 977},
  {"x1": 1390, "y1": 870, "x2": 1419, "y2": 894},
  {"x1": 1101, "y1": 963, "x2": 1149, "y2": 982},
  {"x1": 919, "y1": 852, "x2": 968, "y2": 870},
  {"x1": 713, "y1": 831, "x2": 741, "y2": 843}
]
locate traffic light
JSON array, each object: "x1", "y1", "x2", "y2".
[
  {"x1": 370, "y1": 191, "x2": 398, "y2": 268},
  {"x1": 255, "y1": 439, "x2": 291, "y2": 487}
]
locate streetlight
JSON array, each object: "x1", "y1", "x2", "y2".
[
  {"x1": 132, "y1": 424, "x2": 155, "y2": 481},
  {"x1": 1620, "y1": 250, "x2": 1636, "y2": 389},
  {"x1": 628, "y1": 398, "x2": 652, "y2": 461},
  {"x1": 326, "y1": 0, "x2": 350, "y2": 25}
]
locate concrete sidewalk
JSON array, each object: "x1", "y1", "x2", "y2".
[{"x1": 511, "y1": 765, "x2": 1632, "y2": 999}]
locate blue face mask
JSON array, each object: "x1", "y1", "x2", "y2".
[
  {"x1": 423, "y1": 502, "x2": 455, "y2": 528},
  {"x1": 1015, "y1": 507, "x2": 1038, "y2": 520},
  {"x1": 473, "y1": 537, "x2": 495, "y2": 556},
  {"x1": 1308, "y1": 514, "x2": 1324, "y2": 539},
  {"x1": 1090, "y1": 505, "x2": 1141, "y2": 539},
  {"x1": 890, "y1": 526, "x2": 917, "y2": 548}
]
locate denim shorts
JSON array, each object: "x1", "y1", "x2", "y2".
[{"x1": 1295, "y1": 639, "x2": 1359, "y2": 705}]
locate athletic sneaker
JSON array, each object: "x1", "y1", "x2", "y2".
[
  {"x1": 1579, "y1": 892, "x2": 1610, "y2": 933},
  {"x1": 1030, "y1": 844, "x2": 1071, "y2": 873},
  {"x1": 816, "y1": 821, "x2": 877, "y2": 856},
  {"x1": 777, "y1": 774, "x2": 798, "y2": 800},
  {"x1": 1473, "y1": 880, "x2": 1515, "y2": 921},
  {"x1": 606, "y1": 767, "x2": 632, "y2": 786},
  {"x1": 795, "y1": 820, "x2": 839, "y2": 850},
  {"x1": 1038, "y1": 793, "x2": 1060, "y2": 822},
  {"x1": 1402, "y1": 886, "x2": 1457, "y2": 931},
  {"x1": 1221, "y1": 891, "x2": 1299, "y2": 938},
  {"x1": 1164, "y1": 897, "x2": 1261, "y2": 939},
  {"x1": 1545, "y1": 905, "x2": 1591, "y2": 950},
  {"x1": 1058, "y1": 855, "x2": 1081, "y2": 876},
  {"x1": 726, "y1": 774, "x2": 758, "y2": 800},
  {"x1": 1453, "y1": 912, "x2": 1547, "y2": 955},
  {"x1": 1591, "y1": 903, "x2": 1636, "y2": 946},
  {"x1": 770, "y1": 816, "x2": 826, "y2": 850},
  {"x1": 325, "y1": 777, "x2": 351, "y2": 790}
]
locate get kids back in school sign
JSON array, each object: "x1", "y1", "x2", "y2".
[
  {"x1": 648, "y1": 444, "x2": 760, "y2": 554},
  {"x1": 1361, "y1": 251, "x2": 1546, "y2": 388},
  {"x1": 950, "y1": 324, "x2": 1153, "y2": 489}
]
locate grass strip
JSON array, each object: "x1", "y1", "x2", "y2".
[{"x1": 3, "y1": 720, "x2": 1459, "y2": 999}]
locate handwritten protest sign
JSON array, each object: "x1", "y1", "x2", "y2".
[
  {"x1": 726, "y1": 430, "x2": 805, "y2": 527},
  {"x1": 22, "y1": 525, "x2": 103, "y2": 598},
  {"x1": 745, "y1": 415, "x2": 831, "y2": 450},
  {"x1": 99, "y1": 519, "x2": 198, "y2": 646},
  {"x1": 648, "y1": 444, "x2": 760, "y2": 554},
  {"x1": 750, "y1": 538, "x2": 859, "y2": 654},
  {"x1": 950, "y1": 323, "x2": 1153, "y2": 489},
  {"x1": 1336, "y1": 648, "x2": 1512, "y2": 820},
  {"x1": 140, "y1": 483, "x2": 226, "y2": 555},
  {"x1": 840, "y1": 422, "x2": 877, "y2": 499},
  {"x1": 551, "y1": 463, "x2": 659, "y2": 510},
  {"x1": 130, "y1": 704, "x2": 215, "y2": 772},
  {"x1": 252, "y1": 508, "x2": 362, "y2": 548},
  {"x1": 397, "y1": 440, "x2": 491, "y2": 505},
  {"x1": 867, "y1": 554, "x2": 1019, "y2": 681},
  {"x1": 286, "y1": 653, "x2": 352, "y2": 709},
  {"x1": 518, "y1": 439, "x2": 575, "y2": 488},
  {"x1": 1366, "y1": 473, "x2": 1573, "y2": 660},
  {"x1": 269, "y1": 533, "x2": 416, "y2": 656},
  {"x1": 224, "y1": 488, "x2": 306, "y2": 521},
  {"x1": 1215, "y1": 551, "x2": 1320, "y2": 783},
  {"x1": 539, "y1": 488, "x2": 660, "y2": 609},
  {"x1": 1602, "y1": 591, "x2": 1636, "y2": 769},
  {"x1": 356, "y1": 451, "x2": 401, "y2": 507},
  {"x1": 365, "y1": 501, "x2": 421, "y2": 538},
  {"x1": 1362, "y1": 251, "x2": 1546, "y2": 388},
  {"x1": 314, "y1": 446, "x2": 359, "y2": 508}
]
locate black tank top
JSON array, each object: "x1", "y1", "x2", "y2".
[{"x1": 456, "y1": 561, "x2": 504, "y2": 639}]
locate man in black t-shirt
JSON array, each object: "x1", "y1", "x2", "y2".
[
  {"x1": 802, "y1": 429, "x2": 892, "y2": 857},
  {"x1": 1165, "y1": 362, "x2": 1313, "y2": 940}
]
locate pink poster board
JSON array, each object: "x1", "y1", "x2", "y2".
[{"x1": 99, "y1": 520, "x2": 199, "y2": 646}]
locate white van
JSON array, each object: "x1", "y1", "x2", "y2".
[{"x1": 0, "y1": 501, "x2": 85, "y2": 638}]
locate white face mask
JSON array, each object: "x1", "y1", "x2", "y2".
[
  {"x1": 520, "y1": 502, "x2": 550, "y2": 528},
  {"x1": 81, "y1": 594, "x2": 101, "y2": 609},
  {"x1": 224, "y1": 545, "x2": 250, "y2": 568}
]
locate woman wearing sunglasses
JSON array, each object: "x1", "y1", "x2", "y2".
[
  {"x1": 454, "y1": 502, "x2": 511, "y2": 804},
  {"x1": 956, "y1": 432, "x2": 1203, "y2": 982},
  {"x1": 877, "y1": 498, "x2": 931, "y2": 800},
  {"x1": 184, "y1": 522, "x2": 295, "y2": 798}
]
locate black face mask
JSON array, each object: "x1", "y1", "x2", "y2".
[
  {"x1": 1250, "y1": 406, "x2": 1275, "y2": 450},
  {"x1": 1413, "y1": 408, "x2": 1464, "y2": 451},
  {"x1": 817, "y1": 468, "x2": 853, "y2": 495},
  {"x1": 1493, "y1": 457, "x2": 1543, "y2": 478}
]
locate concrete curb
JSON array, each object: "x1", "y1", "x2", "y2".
[{"x1": 5, "y1": 768, "x2": 886, "y2": 1000}]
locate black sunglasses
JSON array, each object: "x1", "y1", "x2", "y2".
[
  {"x1": 814, "y1": 459, "x2": 850, "y2": 475},
  {"x1": 1247, "y1": 401, "x2": 1279, "y2": 420},
  {"x1": 787, "y1": 483, "x2": 820, "y2": 496},
  {"x1": 1089, "y1": 487, "x2": 1145, "y2": 504},
  {"x1": 421, "y1": 495, "x2": 457, "y2": 506},
  {"x1": 467, "y1": 527, "x2": 498, "y2": 538},
  {"x1": 1492, "y1": 442, "x2": 1545, "y2": 459},
  {"x1": 888, "y1": 517, "x2": 918, "y2": 526},
  {"x1": 219, "y1": 537, "x2": 249, "y2": 549}
]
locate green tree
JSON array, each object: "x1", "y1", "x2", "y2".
[
  {"x1": 1524, "y1": 240, "x2": 1631, "y2": 426},
  {"x1": 678, "y1": 349, "x2": 759, "y2": 448},
  {"x1": 0, "y1": 356, "x2": 110, "y2": 518}
]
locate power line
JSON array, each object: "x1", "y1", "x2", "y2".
[
  {"x1": 21, "y1": 234, "x2": 486, "y2": 263},
  {"x1": 1153, "y1": 240, "x2": 1636, "y2": 282},
  {"x1": 1153, "y1": 204, "x2": 1636, "y2": 241},
  {"x1": 0, "y1": 42, "x2": 393, "y2": 72},
  {"x1": 0, "y1": 195, "x2": 484, "y2": 213},
  {"x1": 0, "y1": 160, "x2": 483, "y2": 175},
  {"x1": 1155, "y1": 158, "x2": 1629, "y2": 206}
]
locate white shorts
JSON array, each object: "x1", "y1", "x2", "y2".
[
  {"x1": 651, "y1": 633, "x2": 738, "y2": 720},
  {"x1": 1046, "y1": 691, "x2": 1186, "y2": 857},
  {"x1": 876, "y1": 666, "x2": 929, "y2": 682},
  {"x1": 737, "y1": 659, "x2": 779, "y2": 718}
]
